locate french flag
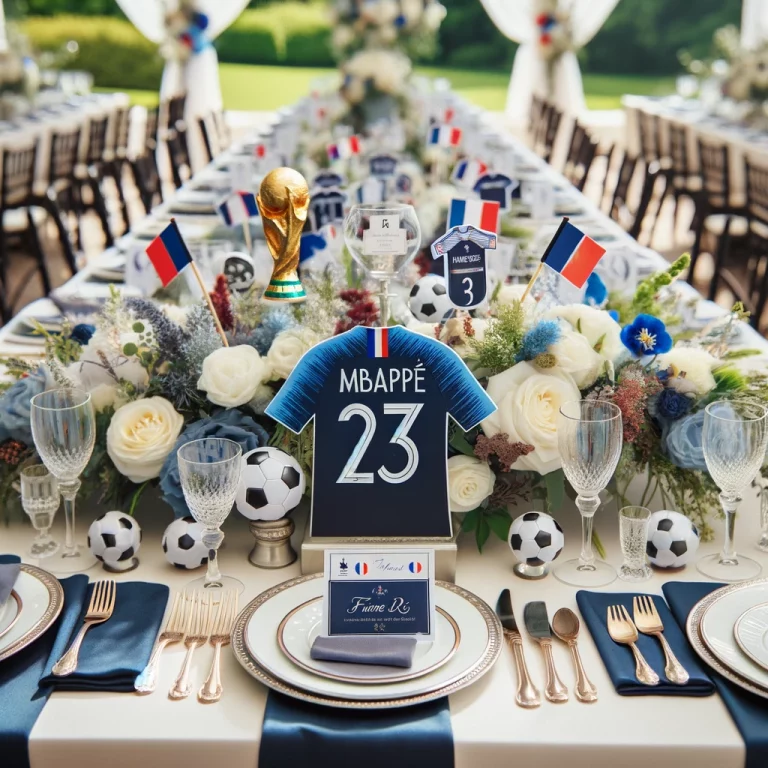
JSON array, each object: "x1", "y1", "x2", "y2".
[
  {"x1": 541, "y1": 218, "x2": 607, "y2": 289},
  {"x1": 327, "y1": 135, "x2": 361, "y2": 161},
  {"x1": 366, "y1": 327, "x2": 389, "y2": 358},
  {"x1": 253, "y1": 144, "x2": 266, "y2": 159},
  {"x1": 217, "y1": 191, "x2": 259, "y2": 226},
  {"x1": 145, "y1": 220, "x2": 192, "y2": 287},
  {"x1": 427, "y1": 125, "x2": 462, "y2": 148},
  {"x1": 409, "y1": 561, "x2": 423, "y2": 574},
  {"x1": 447, "y1": 198, "x2": 500, "y2": 234},
  {"x1": 355, "y1": 562, "x2": 369, "y2": 575},
  {"x1": 452, "y1": 158, "x2": 488, "y2": 188}
]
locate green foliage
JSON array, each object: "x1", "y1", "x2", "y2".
[
  {"x1": 461, "y1": 506, "x2": 512, "y2": 552},
  {"x1": 470, "y1": 300, "x2": 525, "y2": 376},
  {"x1": 544, "y1": 469, "x2": 565, "y2": 514},
  {"x1": 269, "y1": 422, "x2": 314, "y2": 498}
]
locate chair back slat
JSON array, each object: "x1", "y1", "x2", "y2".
[
  {"x1": 745, "y1": 156, "x2": 768, "y2": 223},
  {"x1": 611, "y1": 151, "x2": 638, "y2": 216},
  {"x1": 2, "y1": 141, "x2": 38, "y2": 205},
  {"x1": 86, "y1": 115, "x2": 109, "y2": 166},
  {"x1": 542, "y1": 105, "x2": 562, "y2": 163},
  {"x1": 697, "y1": 139, "x2": 730, "y2": 206},
  {"x1": 114, "y1": 107, "x2": 131, "y2": 156},
  {"x1": 668, "y1": 123, "x2": 689, "y2": 177},
  {"x1": 49, "y1": 128, "x2": 81, "y2": 184},
  {"x1": 575, "y1": 135, "x2": 599, "y2": 192},
  {"x1": 145, "y1": 106, "x2": 159, "y2": 150},
  {"x1": 638, "y1": 111, "x2": 657, "y2": 163}
]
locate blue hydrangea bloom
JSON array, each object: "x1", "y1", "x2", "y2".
[
  {"x1": 245, "y1": 307, "x2": 298, "y2": 356},
  {"x1": 664, "y1": 411, "x2": 707, "y2": 471},
  {"x1": 515, "y1": 320, "x2": 561, "y2": 362},
  {"x1": 620, "y1": 314, "x2": 673, "y2": 357},
  {"x1": 70, "y1": 323, "x2": 96, "y2": 345},
  {"x1": 0, "y1": 368, "x2": 46, "y2": 446},
  {"x1": 654, "y1": 387, "x2": 692, "y2": 421},
  {"x1": 159, "y1": 410, "x2": 270, "y2": 518},
  {"x1": 584, "y1": 272, "x2": 608, "y2": 307}
]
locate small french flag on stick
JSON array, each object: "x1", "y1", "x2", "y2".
[
  {"x1": 541, "y1": 218, "x2": 607, "y2": 289},
  {"x1": 428, "y1": 125, "x2": 462, "y2": 148},
  {"x1": 452, "y1": 158, "x2": 488, "y2": 188},
  {"x1": 366, "y1": 327, "x2": 389, "y2": 358},
  {"x1": 253, "y1": 144, "x2": 267, "y2": 159},
  {"x1": 327, "y1": 135, "x2": 361, "y2": 161},
  {"x1": 446, "y1": 198, "x2": 500, "y2": 234},
  {"x1": 217, "y1": 191, "x2": 259, "y2": 226},
  {"x1": 146, "y1": 220, "x2": 192, "y2": 287}
]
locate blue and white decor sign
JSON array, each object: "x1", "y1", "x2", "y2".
[
  {"x1": 266, "y1": 325, "x2": 496, "y2": 538},
  {"x1": 323, "y1": 549, "x2": 436, "y2": 640}
]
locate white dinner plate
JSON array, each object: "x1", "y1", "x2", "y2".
[
  {"x1": 735, "y1": 602, "x2": 768, "y2": 672},
  {"x1": 0, "y1": 590, "x2": 22, "y2": 640},
  {"x1": 278, "y1": 597, "x2": 460, "y2": 684}
]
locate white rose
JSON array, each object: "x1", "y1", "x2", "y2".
[
  {"x1": 655, "y1": 347, "x2": 718, "y2": 395},
  {"x1": 548, "y1": 328, "x2": 604, "y2": 389},
  {"x1": 447, "y1": 455, "x2": 495, "y2": 513},
  {"x1": 267, "y1": 329, "x2": 319, "y2": 381},
  {"x1": 481, "y1": 361, "x2": 581, "y2": 475},
  {"x1": 198, "y1": 345, "x2": 267, "y2": 408},
  {"x1": 89, "y1": 383, "x2": 128, "y2": 413},
  {"x1": 439, "y1": 317, "x2": 488, "y2": 358},
  {"x1": 67, "y1": 329, "x2": 149, "y2": 391},
  {"x1": 494, "y1": 283, "x2": 537, "y2": 319},
  {"x1": 106, "y1": 397, "x2": 184, "y2": 483},
  {"x1": 543, "y1": 304, "x2": 624, "y2": 362}
]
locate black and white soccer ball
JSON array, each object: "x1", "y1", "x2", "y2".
[
  {"x1": 162, "y1": 516, "x2": 208, "y2": 570},
  {"x1": 236, "y1": 447, "x2": 305, "y2": 521},
  {"x1": 646, "y1": 510, "x2": 700, "y2": 568},
  {"x1": 87, "y1": 511, "x2": 141, "y2": 572},
  {"x1": 408, "y1": 274, "x2": 453, "y2": 322},
  {"x1": 509, "y1": 511, "x2": 565, "y2": 566},
  {"x1": 215, "y1": 251, "x2": 255, "y2": 293}
]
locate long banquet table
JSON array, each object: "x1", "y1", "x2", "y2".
[{"x1": 2, "y1": 106, "x2": 768, "y2": 768}]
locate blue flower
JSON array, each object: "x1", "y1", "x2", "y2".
[
  {"x1": 584, "y1": 272, "x2": 608, "y2": 307},
  {"x1": 620, "y1": 314, "x2": 673, "y2": 357},
  {"x1": 394, "y1": 14, "x2": 407, "y2": 28},
  {"x1": 159, "y1": 410, "x2": 270, "y2": 518},
  {"x1": 70, "y1": 323, "x2": 96, "y2": 346},
  {"x1": 515, "y1": 320, "x2": 561, "y2": 362},
  {"x1": 0, "y1": 368, "x2": 46, "y2": 446},
  {"x1": 608, "y1": 309, "x2": 620, "y2": 322},
  {"x1": 663, "y1": 411, "x2": 707, "y2": 471},
  {"x1": 654, "y1": 388, "x2": 692, "y2": 421}
]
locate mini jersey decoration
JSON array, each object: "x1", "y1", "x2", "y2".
[
  {"x1": 473, "y1": 173, "x2": 520, "y2": 210},
  {"x1": 431, "y1": 225, "x2": 496, "y2": 309},
  {"x1": 369, "y1": 154, "x2": 398, "y2": 178},
  {"x1": 308, "y1": 189, "x2": 347, "y2": 231},
  {"x1": 312, "y1": 171, "x2": 346, "y2": 189}
]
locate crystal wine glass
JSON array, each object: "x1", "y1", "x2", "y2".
[
  {"x1": 30, "y1": 389, "x2": 96, "y2": 573},
  {"x1": 177, "y1": 438, "x2": 243, "y2": 594},
  {"x1": 20, "y1": 464, "x2": 61, "y2": 560},
  {"x1": 554, "y1": 400, "x2": 623, "y2": 587},
  {"x1": 698, "y1": 400, "x2": 768, "y2": 582},
  {"x1": 343, "y1": 202, "x2": 421, "y2": 325}
]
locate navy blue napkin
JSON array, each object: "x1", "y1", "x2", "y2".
[
  {"x1": 39, "y1": 580, "x2": 169, "y2": 691},
  {"x1": 260, "y1": 692, "x2": 454, "y2": 768},
  {"x1": 663, "y1": 582, "x2": 768, "y2": 768},
  {"x1": 576, "y1": 590, "x2": 715, "y2": 695},
  {"x1": 0, "y1": 555, "x2": 89, "y2": 768}
]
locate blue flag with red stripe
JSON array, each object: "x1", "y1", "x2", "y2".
[{"x1": 145, "y1": 220, "x2": 192, "y2": 287}]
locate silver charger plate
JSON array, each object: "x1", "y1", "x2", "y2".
[{"x1": 232, "y1": 573, "x2": 502, "y2": 709}]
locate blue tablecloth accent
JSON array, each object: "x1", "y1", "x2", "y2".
[
  {"x1": 0, "y1": 555, "x2": 89, "y2": 768},
  {"x1": 39, "y1": 580, "x2": 169, "y2": 691},
  {"x1": 259, "y1": 692, "x2": 454, "y2": 768},
  {"x1": 576, "y1": 590, "x2": 715, "y2": 695},
  {"x1": 663, "y1": 581, "x2": 768, "y2": 768}
]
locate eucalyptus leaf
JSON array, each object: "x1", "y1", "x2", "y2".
[{"x1": 544, "y1": 468, "x2": 565, "y2": 512}]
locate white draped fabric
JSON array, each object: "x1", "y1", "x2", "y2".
[
  {"x1": 479, "y1": 0, "x2": 620, "y2": 125},
  {"x1": 115, "y1": 0, "x2": 249, "y2": 169},
  {"x1": 741, "y1": 0, "x2": 768, "y2": 50}
]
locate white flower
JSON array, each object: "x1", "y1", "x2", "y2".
[
  {"x1": 655, "y1": 347, "x2": 718, "y2": 395},
  {"x1": 332, "y1": 25, "x2": 355, "y2": 51},
  {"x1": 106, "y1": 397, "x2": 183, "y2": 483},
  {"x1": 161, "y1": 303, "x2": 190, "y2": 328},
  {"x1": 447, "y1": 455, "x2": 495, "y2": 513},
  {"x1": 89, "y1": 383, "x2": 127, "y2": 413},
  {"x1": 494, "y1": 283, "x2": 537, "y2": 318},
  {"x1": 267, "y1": 328, "x2": 320, "y2": 381},
  {"x1": 481, "y1": 361, "x2": 581, "y2": 475},
  {"x1": 548, "y1": 327, "x2": 604, "y2": 389},
  {"x1": 543, "y1": 304, "x2": 624, "y2": 362},
  {"x1": 409, "y1": 320, "x2": 439, "y2": 338},
  {"x1": 424, "y1": 1, "x2": 447, "y2": 29},
  {"x1": 439, "y1": 316, "x2": 488, "y2": 358},
  {"x1": 198, "y1": 345, "x2": 267, "y2": 408},
  {"x1": 66, "y1": 329, "x2": 148, "y2": 391},
  {"x1": 344, "y1": 77, "x2": 366, "y2": 105}
]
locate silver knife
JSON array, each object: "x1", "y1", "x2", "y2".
[
  {"x1": 523, "y1": 601, "x2": 569, "y2": 703},
  {"x1": 495, "y1": 589, "x2": 540, "y2": 708}
]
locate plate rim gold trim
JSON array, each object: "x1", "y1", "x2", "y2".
[
  {"x1": 734, "y1": 601, "x2": 768, "y2": 674},
  {"x1": 0, "y1": 589, "x2": 23, "y2": 641}
]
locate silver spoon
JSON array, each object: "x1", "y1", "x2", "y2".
[{"x1": 552, "y1": 607, "x2": 598, "y2": 703}]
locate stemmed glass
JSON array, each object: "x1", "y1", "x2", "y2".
[
  {"x1": 30, "y1": 389, "x2": 96, "y2": 573},
  {"x1": 177, "y1": 438, "x2": 243, "y2": 594},
  {"x1": 20, "y1": 465, "x2": 61, "y2": 560},
  {"x1": 343, "y1": 202, "x2": 421, "y2": 325},
  {"x1": 698, "y1": 400, "x2": 768, "y2": 582},
  {"x1": 555, "y1": 400, "x2": 623, "y2": 587}
]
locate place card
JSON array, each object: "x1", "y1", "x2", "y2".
[
  {"x1": 230, "y1": 158, "x2": 253, "y2": 192},
  {"x1": 362, "y1": 213, "x2": 407, "y2": 256},
  {"x1": 528, "y1": 180, "x2": 556, "y2": 220}
]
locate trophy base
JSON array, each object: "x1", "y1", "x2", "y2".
[{"x1": 263, "y1": 277, "x2": 307, "y2": 303}]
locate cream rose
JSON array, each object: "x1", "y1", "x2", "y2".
[
  {"x1": 481, "y1": 361, "x2": 581, "y2": 475},
  {"x1": 548, "y1": 328, "x2": 604, "y2": 389},
  {"x1": 267, "y1": 329, "x2": 320, "y2": 381},
  {"x1": 106, "y1": 397, "x2": 183, "y2": 483},
  {"x1": 447, "y1": 455, "x2": 495, "y2": 513},
  {"x1": 543, "y1": 304, "x2": 624, "y2": 362},
  {"x1": 655, "y1": 347, "x2": 718, "y2": 395},
  {"x1": 198, "y1": 345, "x2": 267, "y2": 408}
]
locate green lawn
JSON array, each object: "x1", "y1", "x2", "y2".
[{"x1": 95, "y1": 65, "x2": 676, "y2": 112}]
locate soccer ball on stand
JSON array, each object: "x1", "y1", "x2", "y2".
[
  {"x1": 162, "y1": 516, "x2": 209, "y2": 570},
  {"x1": 408, "y1": 274, "x2": 453, "y2": 322},
  {"x1": 508, "y1": 511, "x2": 565, "y2": 579},
  {"x1": 88, "y1": 511, "x2": 142, "y2": 572},
  {"x1": 646, "y1": 510, "x2": 700, "y2": 569}
]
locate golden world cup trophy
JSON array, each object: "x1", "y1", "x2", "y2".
[{"x1": 258, "y1": 167, "x2": 309, "y2": 303}]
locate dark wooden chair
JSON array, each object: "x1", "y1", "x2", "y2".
[
  {"x1": 563, "y1": 121, "x2": 586, "y2": 181},
  {"x1": 540, "y1": 103, "x2": 562, "y2": 165},
  {"x1": 528, "y1": 94, "x2": 545, "y2": 144},
  {"x1": 164, "y1": 94, "x2": 191, "y2": 189},
  {"x1": 198, "y1": 114, "x2": 214, "y2": 165},
  {"x1": 102, "y1": 106, "x2": 132, "y2": 232},
  {"x1": 130, "y1": 105, "x2": 164, "y2": 214},
  {"x1": 608, "y1": 150, "x2": 664, "y2": 245}
]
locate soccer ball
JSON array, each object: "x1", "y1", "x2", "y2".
[
  {"x1": 646, "y1": 510, "x2": 700, "y2": 568},
  {"x1": 87, "y1": 511, "x2": 141, "y2": 572},
  {"x1": 408, "y1": 274, "x2": 453, "y2": 322},
  {"x1": 236, "y1": 447, "x2": 305, "y2": 521},
  {"x1": 509, "y1": 511, "x2": 565, "y2": 573},
  {"x1": 162, "y1": 516, "x2": 208, "y2": 570}
]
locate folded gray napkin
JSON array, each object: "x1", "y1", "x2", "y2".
[
  {"x1": 310, "y1": 635, "x2": 418, "y2": 668},
  {"x1": 0, "y1": 562, "x2": 20, "y2": 605}
]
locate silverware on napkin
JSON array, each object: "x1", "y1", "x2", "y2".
[
  {"x1": 135, "y1": 592, "x2": 186, "y2": 694},
  {"x1": 633, "y1": 595, "x2": 689, "y2": 684},
  {"x1": 524, "y1": 601, "x2": 568, "y2": 703},
  {"x1": 496, "y1": 589, "x2": 540, "y2": 708},
  {"x1": 606, "y1": 604, "x2": 659, "y2": 686}
]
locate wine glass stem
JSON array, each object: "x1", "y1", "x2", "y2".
[
  {"x1": 59, "y1": 480, "x2": 81, "y2": 558},
  {"x1": 719, "y1": 492, "x2": 740, "y2": 565},
  {"x1": 202, "y1": 527, "x2": 224, "y2": 587},
  {"x1": 576, "y1": 495, "x2": 601, "y2": 570},
  {"x1": 378, "y1": 278, "x2": 391, "y2": 326}
]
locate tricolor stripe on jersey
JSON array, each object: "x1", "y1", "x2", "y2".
[
  {"x1": 366, "y1": 327, "x2": 389, "y2": 358},
  {"x1": 447, "y1": 198, "x2": 500, "y2": 234}
]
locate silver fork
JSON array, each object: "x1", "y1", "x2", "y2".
[
  {"x1": 198, "y1": 590, "x2": 238, "y2": 703},
  {"x1": 52, "y1": 579, "x2": 116, "y2": 676},
  {"x1": 606, "y1": 604, "x2": 659, "y2": 686},
  {"x1": 169, "y1": 591, "x2": 211, "y2": 700},
  {"x1": 633, "y1": 595, "x2": 690, "y2": 685},
  {"x1": 135, "y1": 592, "x2": 187, "y2": 694}
]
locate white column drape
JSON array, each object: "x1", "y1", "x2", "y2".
[
  {"x1": 479, "y1": 0, "x2": 621, "y2": 125},
  {"x1": 115, "y1": 0, "x2": 249, "y2": 169},
  {"x1": 741, "y1": 0, "x2": 768, "y2": 50}
]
